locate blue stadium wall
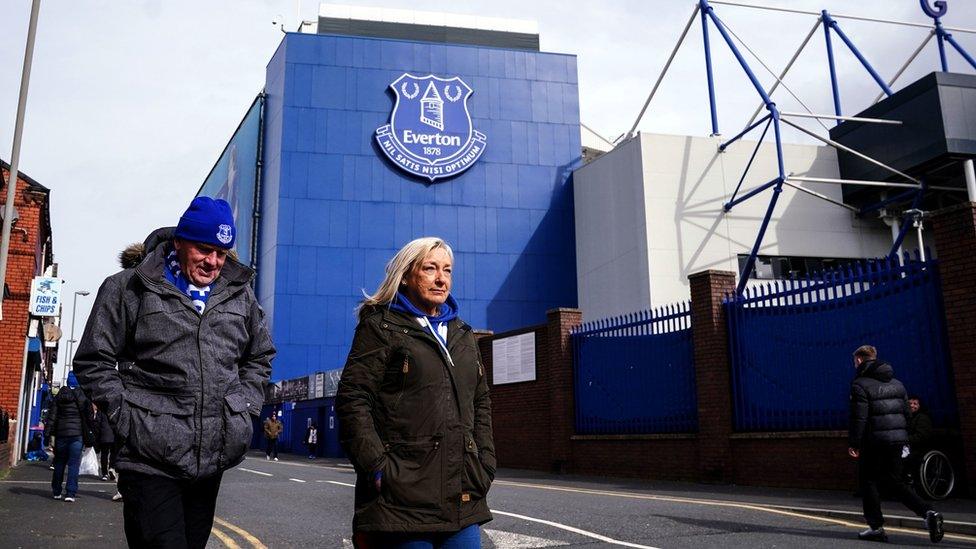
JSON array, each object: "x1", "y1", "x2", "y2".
[{"x1": 257, "y1": 32, "x2": 581, "y2": 381}]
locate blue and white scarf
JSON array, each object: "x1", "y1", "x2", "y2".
[
  {"x1": 164, "y1": 249, "x2": 212, "y2": 314},
  {"x1": 390, "y1": 291, "x2": 459, "y2": 365}
]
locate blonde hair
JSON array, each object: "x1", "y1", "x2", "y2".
[{"x1": 357, "y1": 237, "x2": 454, "y2": 320}]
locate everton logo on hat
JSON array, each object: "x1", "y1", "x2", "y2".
[
  {"x1": 216, "y1": 224, "x2": 234, "y2": 245},
  {"x1": 375, "y1": 73, "x2": 487, "y2": 182}
]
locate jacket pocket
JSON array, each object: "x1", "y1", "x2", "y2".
[
  {"x1": 383, "y1": 437, "x2": 443, "y2": 511},
  {"x1": 221, "y1": 392, "x2": 253, "y2": 468},
  {"x1": 462, "y1": 435, "x2": 492, "y2": 499},
  {"x1": 123, "y1": 391, "x2": 196, "y2": 473}
]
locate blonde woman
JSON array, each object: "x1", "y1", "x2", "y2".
[{"x1": 336, "y1": 237, "x2": 494, "y2": 549}]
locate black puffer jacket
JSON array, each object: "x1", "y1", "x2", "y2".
[
  {"x1": 45, "y1": 387, "x2": 91, "y2": 439},
  {"x1": 336, "y1": 306, "x2": 495, "y2": 533},
  {"x1": 849, "y1": 360, "x2": 910, "y2": 449},
  {"x1": 73, "y1": 227, "x2": 276, "y2": 479}
]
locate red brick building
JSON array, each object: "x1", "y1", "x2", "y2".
[{"x1": 0, "y1": 160, "x2": 55, "y2": 471}]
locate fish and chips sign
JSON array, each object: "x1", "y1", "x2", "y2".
[
  {"x1": 375, "y1": 73, "x2": 487, "y2": 181},
  {"x1": 29, "y1": 277, "x2": 62, "y2": 317}
]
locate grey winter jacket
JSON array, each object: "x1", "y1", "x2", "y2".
[
  {"x1": 73, "y1": 228, "x2": 275, "y2": 479},
  {"x1": 849, "y1": 359, "x2": 911, "y2": 449}
]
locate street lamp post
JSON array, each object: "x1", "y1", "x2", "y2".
[{"x1": 64, "y1": 290, "x2": 90, "y2": 382}]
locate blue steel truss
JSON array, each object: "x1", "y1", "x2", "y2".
[{"x1": 690, "y1": 0, "x2": 976, "y2": 295}]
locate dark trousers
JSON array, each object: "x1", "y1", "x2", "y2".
[
  {"x1": 51, "y1": 435, "x2": 83, "y2": 497},
  {"x1": 266, "y1": 437, "x2": 278, "y2": 458},
  {"x1": 118, "y1": 471, "x2": 223, "y2": 549},
  {"x1": 97, "y1": 442, "x2": 117, "y2": 477},
  {"x1": 859, "y1": 444, "x2": 931, "y2": 529}
]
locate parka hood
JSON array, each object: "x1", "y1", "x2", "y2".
[{"x1": 856, "y1": 359, "x2": 894, "y2": 383}]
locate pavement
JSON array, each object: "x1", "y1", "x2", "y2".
[{"x1": 1, "y1": 450, "x2": 974, "y2": 548}]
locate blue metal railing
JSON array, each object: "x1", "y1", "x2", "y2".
[
  {"x1": 725, "y1": 253, "x2": 957, "y2": 432},
  {"x1": 572, "y1": 303, "x2": 696, "y2": 435}
]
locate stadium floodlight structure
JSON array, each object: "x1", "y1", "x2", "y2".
[{"x1": 624, "y1": 0, "x2": 976, "y2": 295}]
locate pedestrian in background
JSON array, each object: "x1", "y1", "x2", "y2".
[
  {"x1": 264, "y1": 413, "x2": 282, "y2": 461},
  {"x1": 45, "y1": 372, "x2": 92, "y2": 502},
  {"x1": 305, "y1": 422, "x2": 319, "y2": 459},
  {"x1": 337, "y1": 237, "x2": 495, "y2": 549},
  {"x1": 848, "y1": 345, "x2": 943, "y2": 543},
  {"x1": 93, "y1": 403, "x2": 116, "y2": 481},
  {"x1": 73, "y1": 197, "x2": 275, "y2": 549}
]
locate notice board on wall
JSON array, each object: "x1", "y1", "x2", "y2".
[{"x1": 491, "y1": 332, "x2": 536, "y2": 385}]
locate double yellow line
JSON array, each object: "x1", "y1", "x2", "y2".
[{"x1": 211, "y1": 516, "x2": 267, "y2": 549}]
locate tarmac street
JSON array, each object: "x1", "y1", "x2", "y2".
[{"x1": 1, "y1": 451, "x2": 975, "y2": 548}]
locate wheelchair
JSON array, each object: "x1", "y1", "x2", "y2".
[{"x1": 913, "y1": 448, "x2": 955, "y2": 500}]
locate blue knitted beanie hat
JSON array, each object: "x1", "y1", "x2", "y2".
[{"x1": 174, "y1": 197, "x2": 236, "y2": 249}]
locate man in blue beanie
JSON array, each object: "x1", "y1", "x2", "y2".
[{"x1": 73, "y1": 196, "x2": 276, "y2": 549}]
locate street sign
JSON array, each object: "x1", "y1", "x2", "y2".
[{"x1": 28, "y1": 277, "x2": 61, "y2": 317}]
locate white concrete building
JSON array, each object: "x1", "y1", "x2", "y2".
[{"x1": 573, "y1": 132, "x2": 910, "y2": 321}]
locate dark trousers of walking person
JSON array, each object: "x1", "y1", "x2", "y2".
[
  {"x1": 118, "y1": 471, "x2": 223, "y2": 549},
  {"x1": 97, "y1": 442, "x2": 118, "y2": 478},
  {"x1": 860, "y1": 443, "x2": 931, "y2": 529},
  {"x1": 51, "y1": 435, "x2": 83, "y2": 498},
  {"x1": 266, "y1": 437, "x2": 278, "y2": 459}
]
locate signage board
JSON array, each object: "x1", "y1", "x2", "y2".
[{"x1": 28, "y1": 277, "x2": 61, "y2": 317}]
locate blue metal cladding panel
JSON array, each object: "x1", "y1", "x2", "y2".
[{"x1": 259, "y1": 33, "x2": 581, "y2": 380}]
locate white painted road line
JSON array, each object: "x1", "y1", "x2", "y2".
[
  {"x1": 289, "y1": 478, "x2": 307, "y2": 483},
  {"x1": 323, "y1": 480, "x2": 356, "y2": 487},
  {"x1": 238, "y1": 468, "x2": 273, "y2": 477},
  {"x1": 484, "y1": 529, "x2": 569, "y2": 547},
  {"x1": 493, "y1": 510, "x2": 660, "y2": 549}
]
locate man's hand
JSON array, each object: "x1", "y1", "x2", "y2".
[
  {"x1": 373, "y1": 470, "x2": 383, "y2": 493},
  {"x1": 848, "y1": 447, "x2": 859, "y2": 459}
]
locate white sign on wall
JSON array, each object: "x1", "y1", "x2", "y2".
[
  {"x1": 491, "y1": 332, "x2": 536, "y2": 385},
  {"x1": 28, "y1": 277, "x2": 61, "y2": 317}
]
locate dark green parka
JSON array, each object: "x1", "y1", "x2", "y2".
[{"x1": 336, "y1": 305, "x2": 495, "y2": 533}]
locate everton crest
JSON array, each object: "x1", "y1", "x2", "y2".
[{"x1": 375, "y1": 73, "x2": 487, "y2": 181}]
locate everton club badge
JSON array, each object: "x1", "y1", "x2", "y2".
[{"x1": 375, "y1": 73, "x2": 487, "y2": 182}]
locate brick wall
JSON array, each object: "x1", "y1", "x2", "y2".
[
  {"x1": 479, "y1": 324, "x2": 551, "y2": 470},
  {"x1": 0, "y1": 167, "x2": 50, "y2": 469},
  {"x1": 931, "y1": 202, "x2": 976, "y2": 494}
]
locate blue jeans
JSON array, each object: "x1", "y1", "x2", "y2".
[
  {"x1": 358, "y1": 524, "x2": 481, "y2": 549},
  {"x1": 52, "y1": 435, "x2": 83, "y2": 497}
]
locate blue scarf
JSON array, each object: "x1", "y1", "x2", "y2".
[
  {"x1": 164, "y1": 249, "x2": 212, "y2": 314},
  {"x1": 389, "y1": 292, "x2": 459, "y2": 348}
]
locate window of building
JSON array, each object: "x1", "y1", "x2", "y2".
[{"x1": 737, "y1": 254, "x2": 861, "y2": 280}]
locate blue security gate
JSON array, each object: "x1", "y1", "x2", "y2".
[
  {"x1": 726, "y1": 254, "x2": 957, "y2": 432},
  {"x1": 572, "y1": 304, "x2": 697, "y2": 434}
]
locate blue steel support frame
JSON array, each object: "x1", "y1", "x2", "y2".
[
  {"x1": 822, "y1": 11, "x2": 843, "y2": 118},
  {"x1": 698, "y1": 0, "x2": 786, "y2": 295},
  {"x1": 724, "y1": 118, "x2": 772, "y2": 209},
  {"x1": 822, "y1": 11, "x2": 894, "y2": 98},
  {"x1": 719, "y1": 113, "x2": 769, "y2": 152},
  {"x1": 858, "y1": 188, "x2": 919, "y2": 217},
  {"x1": 935, "y1": 19, "x2": 950, "y2": 71},
  {"x1": 943, "y1": 31, "x2": 976, "y2": 70},
  {"x1": 889, "y1": 183, "x2": 927, "y2": 259},
  {"x1": 701, "y1": 6, "x2": 720, "y2": 135}
]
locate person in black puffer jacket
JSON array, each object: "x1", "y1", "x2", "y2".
[
  {"x1": 45, "y1": 372, "x2": 92, "y2": 501},
  {"x1": 848, "y1": 345, "x2": 943, "y2": 543}
]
